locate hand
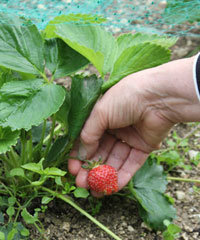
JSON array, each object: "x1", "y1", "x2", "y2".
[{"x1": 68, "y1": 55, "x2": 200, "y2": 197}]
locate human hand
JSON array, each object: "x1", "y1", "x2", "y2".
[{"x1": 68, "y1": 55, "x2": 200, "y2": 197}]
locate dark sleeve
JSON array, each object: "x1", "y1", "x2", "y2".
[
  {"x1": 196, "y1": 53, "x2": 200, "y2": 93},
  {"x1": 193, "y1": 53, "x2": 200, "y2": 101}
]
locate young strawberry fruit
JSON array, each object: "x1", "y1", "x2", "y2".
[{"x1": 88, "y1": 165, "x2": 118, "y2": 195}]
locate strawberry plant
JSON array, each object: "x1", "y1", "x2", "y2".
[{"x1": 0, "y1": 12, "x2": 186, "y2": 239}]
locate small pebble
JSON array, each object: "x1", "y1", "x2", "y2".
[
  {"x1": 62, "y1": 222, "x2": 70, "y2": 232},
  {"x1": 127, "y1": 225, "x2": 134, "y2": 232},
  {"x1": 188, "y1": 150, "x2": 199, "y2": 159},
  {"x1": 176, "y1": 191, "x2": 186, "y2": 200}
]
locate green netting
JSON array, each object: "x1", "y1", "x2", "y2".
[{"x1": 0, "y1": 0, "x2": 199, "y2": 36}]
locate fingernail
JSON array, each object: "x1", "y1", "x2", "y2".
[{"x1": 78, "y1": 142, "x2": 87, "y2": 160}]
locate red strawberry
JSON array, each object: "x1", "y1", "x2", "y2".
[{"x1": 88, "y1": 165, "x2": 118, "y2": 195}]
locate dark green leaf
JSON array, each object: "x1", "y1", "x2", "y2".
[
  {"x1": 0, "y1": 212, "x2": 4, "y2": 223},
  {"x1": 0, "y1": 79, "x2": 65, "y2": 130},
  {"x1": 0, "y1": 127, "x2": 19, "y2": 153},
  {"x1": 31, "y1": 122, "x2": 51, "y2": 144},
  {"x1": 68, "y1": 75, "x2": 103, "y2": 140},
  {"x1": 44, "y1": 38, "x2": 89, "y2": 79},
  {"x1": 133, "y1": 159, "x2": 167, "y2": 193},
  {"x1": 137, "y1": 191, "x2": 176, "y2": 231},
  {"x1": 0, "y1": 14, "x2": 44, "y2": 74},
  {"x1": 131, "y1": 158, "x2": 176, "y2": 231},
  {"x1": 55, "y1": 91, "x2": 71, "y2": 130},
  {"x1": 44, "y1": 135, "x2": 69, "y2": 167}
]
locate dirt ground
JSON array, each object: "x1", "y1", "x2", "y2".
[
  {"x1": 29, "y1": 26, "x2": 200, "y2": 240},
  {"x1": 29, "y1": 123, "x2": 200, "y2": 240}
]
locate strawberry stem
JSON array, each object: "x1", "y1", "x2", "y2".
[
  {"x1": 41, "y1": 187, "x2": 122, "y2": 240},
  {"x1": 167, "y1": 176, "x2": 200, "y2": 183}
]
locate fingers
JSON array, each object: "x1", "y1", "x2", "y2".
[
  {"x1": 80, "y1": 102, "x2": 108, "y2": 158},
  {"x1": 75, "y1": 134, "x2": 117, "y2": 188},
  {"x1": 118, "y1": 148, "x2": 148, "y2": 190}
]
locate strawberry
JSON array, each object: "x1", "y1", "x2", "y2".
[{"x1": 87, "y1": 164, "x2": 118, "y2": 195}]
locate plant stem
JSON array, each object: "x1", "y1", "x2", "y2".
[
  {"x1": 21, "y1": 129, "x2": 27, "y2": 165},
  {"x1": 167, "y1": 176, "x2": 200, "y2": 183},
  {"x1": 41, "y1": 187, "x2": 122, "y2": 240},
  {"x1": 37, "y1": 120, "x2": 47, "y2": 153},
  {"x1": 1, "y1": 154, "x2": 15, "y2": 169},
  {"x1": 43, "y1": 115, "x2": 56, "y2": 159},
  {"x1": 43, "y1": 123, "x2": 62, "y2": 145},
  {"x1": 7, "y1": 150, "x2": 19, "y2": 168},
  {"x1": 27, "y1": 130, "x2": 33, "y2": 162},
  {"x1": 56, "y1": 139, "x2": 74, "y2": 166}
]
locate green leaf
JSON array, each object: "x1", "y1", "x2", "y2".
[
  {"x1": 45, "y1": 21, "x2": 117, "y2": 76},
  {"x1": 0, "y1": 212, "x2": 4, "y2": 223},
  {"x1": 31, "y1": 176, "x2": 47, "y2": 186},
  {"x1": 116, "y1": 33, "x2": 177, "y2": 57},
  {"x1": 0, "y1": 232, "x2": 5, "y2": 240},
  {"x1": 55, "y1": 176, "x2": 63, "y2": 186},
  {"x1": 43, "y1": 167, "x2": 66, "y2": 176},
  {"x1": 0, "y1": 68, "x2": 20, "y2": 88},
  {"x1": 44, "y1": 135, "x2": 69, "y2": 167},
  {"x1": 0, "y1": 127, "x2": 19, "y2": 153},
  {"x1": 102, "y1": 43, "x2": 170, "y2": 92},
  {"x1": 0, "y1": 79, "x2": 66, "y2": 130},
  {"x1": 131, "y1": 158, "x2": 176, "y2": 231},
  {"x1": 8, "y1": 197, "x2": 16, "y2": 206},
  {"x1": 21, "y1": 208, "x2": 38, "y2": 224},
  {"x1": 22, "y1": 162, "x2": 43, "y2": 174},
  {"x1": 68, "y1": 75, "x2": 103, "y2": 140},
  {"x1": 73, "y1": 187, "x2": 89, "y2": 199},
  {"x1": 10, "y1": 168, "x2": 24, "y2": 178},
  {"x1": 20, "y1": 228, "x2": 30, "y2": 237},
  {"x1": 41, "y1": 196, "x2": 53, "y2": 204},
  {"x1": 6, "y1": 206, "x2": 15, "y2": 217},
  {"x1": 44, "y1": 38, "x2": 89, "y2": 79},
  {"x1": 163, "y1": 222, "x2": 181, "y2": 240},
  {"x1": 0, "y1": 14, "x2": 44, "y2": 74},
  {"x1": 7, "y1": 228, "x2": 17, "y2": 240},
  {"x1": 55, "y1": 91, "x2": 71, "y2": 130},
  {"x1": 133, "y1": 159, "x2": 167, "y2": 193}
]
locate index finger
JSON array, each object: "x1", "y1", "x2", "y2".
[{"x1": 80, "y1": 103, "x2": 108, "y2": 158}]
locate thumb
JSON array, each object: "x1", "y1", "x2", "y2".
[{"x1": 80, "y1": 103, "x2": 107, "y2": 158}]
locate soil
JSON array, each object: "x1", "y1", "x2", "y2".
[
  {"x1": 29, "y1": 123, "x2": 200, "y2": 240},
  {"x1": 30, "y1": 21, "x2": 200, "y2": 240}
]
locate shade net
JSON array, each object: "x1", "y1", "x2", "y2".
[{"x1": 0, "y1": 0, "x2": 199, "y2": 37}]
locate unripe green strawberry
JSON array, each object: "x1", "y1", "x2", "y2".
[{"x1": 88, "y1": 165, "x2": 118, "y2": 195}]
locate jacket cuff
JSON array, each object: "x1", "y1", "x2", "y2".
[{"x1": 193, "y1": 52, "x2": 200, "y2": 101}]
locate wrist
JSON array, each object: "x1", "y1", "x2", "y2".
[{"x1": 144, "y1": 55, "x2": 200, "y2": 123}]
